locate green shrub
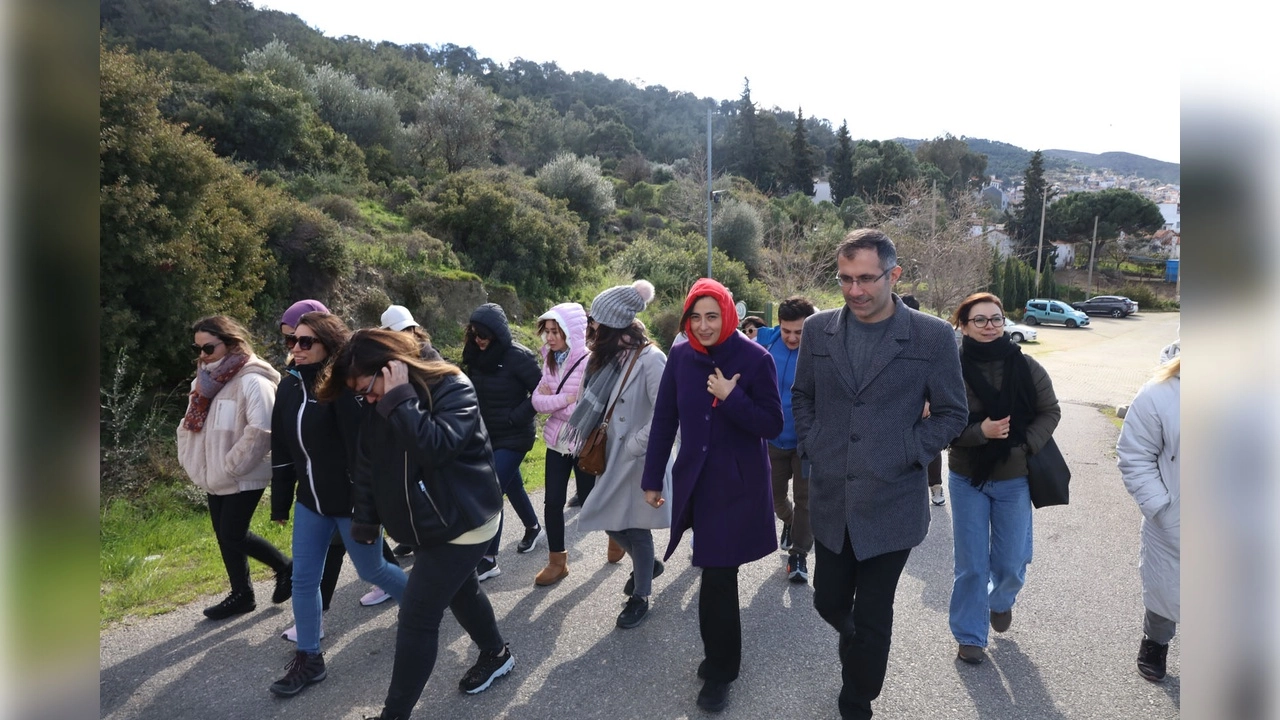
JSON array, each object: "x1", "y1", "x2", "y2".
[
  {"x1": 1118, "y1": 283, "x2": 1169, "y2": 310},
  {"x1": 311, "y1": 194, "x2": 364, "y2": 225}
]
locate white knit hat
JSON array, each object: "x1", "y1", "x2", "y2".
[
  {"x1": 380, "y1": 305, "x2": 418, "y2": 332},
  {"x1": 589, "y1": 280, "x2": 656, "y2": 329}
]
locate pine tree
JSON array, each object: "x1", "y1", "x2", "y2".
[
  {"x1": 1005, "y1": 150, "x2": 1048, "y2": 263},
  {"x1": 732, "y1": 78, "x2": 762, "y2": 188},
  {"x1": 830, "y1": 120, "x2": 855, "y2": 205},
  {"x1": 788, "y1": 107, "x2": 815, "y2": 195}
]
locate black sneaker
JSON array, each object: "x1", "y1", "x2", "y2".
[
  {"x1": 392, "y1": 544, "x2": 414, "y2": 557},
  {"x1": 623, "y1": 559, "x2": 665, "y2": 595},
  {"x1": 269, "y1": 650, "x2": 327, "y2": 697},
  {"x1": 476, "y1": 557, "x2": 501, "y2": 582},
  {"x1": 696, "y1": 678, "x2": 731, "y2": 712},
  {"x1": 1137, "y1": 638, "x2": 1169, "y2": 682},
  {"x1": 517, "y1": 525, "x2": 544, "y2": 554},
  {"x1": 459, "y1": 644, "x2": 514, "y2": 694},
  {"x1": 616, "y1": 596, "x2": 649, "y2": 629},
  {"x1": 786, "y1": 554, "x2": 808, "y2": 584},
  {"x1": 566, "y1": 494, "x2": 582, "y2": 508},
  {"x1": 202, "y1": 590, "x2": 255, "y2": 620},
  {"x1": 272, "y1": 562, "x2": 293, "y2": 604},
  {"x1": 779, "y1": 523, "x2": 793, "y2": 552}
]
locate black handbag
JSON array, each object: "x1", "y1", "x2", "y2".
[{"x1": 1027, "y1": 437, "x2": 1070, "y2": 508}]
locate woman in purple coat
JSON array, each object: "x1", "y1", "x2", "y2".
[{"x1": 641, "y1": 278, "x2": 783, "y2": 714}]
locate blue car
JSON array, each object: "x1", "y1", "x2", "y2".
[{"x1": 1023, "y1": 299, "x2": 1090, "y2": 328}]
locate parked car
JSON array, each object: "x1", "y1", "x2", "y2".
[
  {"x1": 1072, "y1": 295, "x2": 1138, "y2": 318},
  {"x1": 1005, "y1": 321, "x2": 1037, "y2": 343},
  {"x1": 1024, "y1": 299, "x2": 1090, "y2": 328}
]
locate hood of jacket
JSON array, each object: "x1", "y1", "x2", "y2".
[
  {"x1": 537, "y1": 302, "x2": 588, "y2": 361},
  {"x1": 469, "y1": 303, "x2": 513, "y2": 349}
]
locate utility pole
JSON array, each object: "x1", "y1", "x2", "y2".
[
  {"x1": 706, "y1": 109, "x2": 713, "y2": 278},
  {"x1": 1034, "y1": 188, "x2": 1047, "y2": 295},
  {"x1": 1086, "y1": 215, "x2": 1098, "y2": 296}
]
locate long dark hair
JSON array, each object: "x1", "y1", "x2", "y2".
[
  {"x1": 587, "y1": 319, "x2": 651, "y2": 374},
  {"x1": 317, "y1": 329, "x2": 460, "y2": 402},
  {"x1": 191, "y1": 315, "x2": 254, "y2": 359},
  {"x1": 295, "y1": 311, "x2": 350, "y2": 366}
]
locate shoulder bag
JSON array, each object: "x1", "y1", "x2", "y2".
[
  {"x1": 576, "y1": 349, "x2": 641, "y2": 476},
  {"x1": 1027, "y1": 436, "x2": 1070, "y2": 508}
]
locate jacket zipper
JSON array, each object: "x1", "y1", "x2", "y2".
[
  {"x1": 296, "y1": 380, "x2": 320, "y2": 511},
  {"x1": 404, "y1": 453, "x2": 422, "y2": 546}
]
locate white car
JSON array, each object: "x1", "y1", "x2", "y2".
[{"x1": 1005, "y1": 321, "x2": 1037, "y2": 343}]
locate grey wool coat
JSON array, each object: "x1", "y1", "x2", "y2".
[
  {"x1": 578, "y1": 344, "x2": 674, "y2": 532},
  {"x1": 792, "y1": 296, "x2": 968, "y2": 560}
]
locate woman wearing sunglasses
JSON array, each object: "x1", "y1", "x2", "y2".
[
  {"x1": 461, "y1": 303, "x2": 544, "y2": 581},
  {"x1": 278, "y1": 302, "x2": 401, "y2": 637},
  {"x1": 317, "y1": 330, "x2": 512, "y2": 720},
  {"x1": 947, "y1": 292, "x2": 1061, "y2": 665},
  {"x1": 267, "y1": 311, "x2": 410, "y2": 698},
  {"x1": 177, "y1": 315, "x2": 292, "y2": 621}
]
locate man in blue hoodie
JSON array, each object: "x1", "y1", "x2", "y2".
[{"x1": 755, "y1": 295, "x2": 818, "y2": 584}]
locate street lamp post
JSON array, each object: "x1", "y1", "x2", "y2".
[{"x1": 1034, "y1": 184, "x2": 1056, "y2": 295}]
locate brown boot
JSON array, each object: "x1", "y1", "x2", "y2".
[
  {"x1": 607, "y1": 537, "x2": 625, "y2": 564},
  {"x1": 535, "y1": 551, "x2": 569, "y2": 586}
]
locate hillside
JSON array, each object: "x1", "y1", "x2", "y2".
[{"x1": 1042, "y1": 150, "x2": 1180, "y2": 185}]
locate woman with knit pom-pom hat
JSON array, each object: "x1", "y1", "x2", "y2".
[{"x1": 562, "y1": 280, "x2": 673, "y2": 630}]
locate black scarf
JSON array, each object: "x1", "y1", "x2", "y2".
[
  {"x1": 960, "y1": 335, "x2": 1038, "y2": 486},
  {"x1": 462, "y1": 339, "x2": 504, "y2": 374}
]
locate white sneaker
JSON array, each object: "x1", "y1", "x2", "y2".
[
  {"x1": 930, "y1": 486, "x2": 946, "y2": 506},
  {"x1": 359, "y1": 587, "x2": 392, "y2": 606},
  {"x1": 280, "y1": 623, "x2": 323, "y2": 642}
]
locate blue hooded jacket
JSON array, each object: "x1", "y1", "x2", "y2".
[{"x1": 756, "y1": 326, "x2": 799, "y2": 449}]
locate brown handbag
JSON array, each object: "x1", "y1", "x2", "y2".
[{"x1": 576, "y1": 349, "x2": 642, "y2": 476}]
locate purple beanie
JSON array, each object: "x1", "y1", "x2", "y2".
[{"x1": 280, "y1": 299, "x2": 329, "y2": 329}]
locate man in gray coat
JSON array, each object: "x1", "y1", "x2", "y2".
[{"x1": 792, "y1": 228, "x2": 967, "y2": 720}]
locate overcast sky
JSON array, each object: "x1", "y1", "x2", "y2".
[{"x1": 254, "y1": 0, "x2": 1181, "y2": 164}]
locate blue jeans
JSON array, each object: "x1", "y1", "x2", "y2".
[
  {"x1": 485, "y1": 448, "x2": 539, "y2": 557},
  {"x1": 291, "y1": 502, "x2": 408, "y2": 654},
  {"x1": 948, "y1": 471, "x2": 1033, "y2": 647}
]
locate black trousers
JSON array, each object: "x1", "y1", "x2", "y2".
[
  {"x1": 927, "y1": 455, "x2": 942, "y2": 487},
  {"x1": 318, "y1": 533, "x2": 399, "y2": 611},
  {"x1": 699, "y1": 566, "x2": 742, "y2": 682},
  {"x1": 382, "y1": 539, "x2": 505, "y2": 717},
  {"x1": 813, "y1": 532, "x2": 911, "y2": 720},
  {"x1": 543, "y1": 448, "x2": 595, "y2": 552},
  {"x1": 206, "y1": 489, "x2": 289, "y2": 594}
]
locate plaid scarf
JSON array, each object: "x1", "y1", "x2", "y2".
[
  {"x1": 558, "y1": 346, "x2": 643, "y2": 454},
  {"x1": 182, "y1": 352, "x2": 250, "y2": 432}
]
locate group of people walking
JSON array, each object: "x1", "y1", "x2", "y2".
[{"x1": 175, "y1": 226, "x2": 1179, "y2": 719}]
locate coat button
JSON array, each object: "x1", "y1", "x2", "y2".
[
  {"x1": 619, "y1": 398, "x2": 625, "y2": 403},
  {"x1": 851, "y1": 434, "x2": 860, "y2": 442},
  {"x1": 619, "y1": 417, "x2": 626, "y2": 423},
  {"x1": 854, "y1": 400, "x2": 864, "y2": 407},
  {"x1": 701, "y1": 446, "x2": 708, "y2": 452},
  {"x1": 705, "y1": 414, "x2": 710, "y2": 420}
]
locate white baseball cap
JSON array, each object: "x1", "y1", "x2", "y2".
[{"x1": 380, "y1": 305, "x2": 418, "y2": 332}]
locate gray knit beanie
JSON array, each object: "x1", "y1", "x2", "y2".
[{"x1": 589, "y1": 280, "x2": 656, "y2": 329}]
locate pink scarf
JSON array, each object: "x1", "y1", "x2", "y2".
[{"x1": 182, "y1": 353, "x2": 250, "y2": 432}]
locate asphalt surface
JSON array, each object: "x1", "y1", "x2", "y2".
[{"x1": 99, "y1": 313, "x2": 1182, "y2": 720}]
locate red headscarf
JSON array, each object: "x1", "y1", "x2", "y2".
[{"x1": 682, "y1": 278, "x2": 740, "y2": 355}]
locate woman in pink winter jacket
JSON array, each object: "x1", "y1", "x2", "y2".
[{"x1": 530, "y1": 302, "x2": 593, "y2": 586}]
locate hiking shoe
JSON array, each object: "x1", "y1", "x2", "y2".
[
  {"x1": 990, "y1": 609, "x2": 1012, "y2": 633},
  {"x1": 476, "y1": 557, "x2": 501, "y2": 581},
  {"x1": 567, "y1": 494, "x2": 583, "y2": 508},
  {"x1": 392, "y1": 544, "x2": 414, "y2": 557},
  {"x1": 1137, "y1": 638, "x2": 1169, "y2": 682},
  {"x1": 623, "y1": 559, "x2": 665, "y2": 595},
  {"x1": 272, "y1": 563, "x2": 293, "y2": 604},
  {"x1": 616, "y1": 596, "x2": 650, "y2": 629},
  {"x1": 786, "y1": 554, "x2": 809, "y2": 584},
  {"x1": 280, "y1": 623, "x2": 324, "y2": 643},
  {"x1": 696, "y1": 678, "x2": 731, "y2": 712},
  {"x1": 202, "y1": 590, "x2": 255, "y2": 620},
  {"x1": 360, "y1": 586, "x2": 392, "y2": 606},
  {"x1": 459, "y1": 644, "x2": 514, "y2": 694},
  {"x1": 779, "y1": 523, "x2": 793, "y2": 552},
  {"x1": 269, "y1": 650, "x2": 326, "y2": 697},
  {"x1": 517, "y1": 524, "x2": 544, "y2": 554},
  {"x1": 957, "y1": 644, "x2": 986, "y2": 664},
  {"x1": 931, "y1": 485, "x2": 946, "y2": 506}
]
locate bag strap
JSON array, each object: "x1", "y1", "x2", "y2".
[
  {"x1": 600, "y1": 347, "x2": 643, "y2": 427},
  {"x1": 554, "y1": 354, "x2": 587, "y2": 395}
]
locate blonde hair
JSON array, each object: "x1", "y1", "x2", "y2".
[{"x1": 1152, "y1": 355, "x2": 1180, "y2": 383}]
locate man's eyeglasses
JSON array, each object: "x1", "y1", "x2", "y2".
[
  {"x1": 968, "y1": 315, "x2": 1006, "y2": 328},
  {"x1": 835, "y1": 266, "x2": 895, "y2": 288},
  {"x1": 353, "y1": 374, "x2": 377, "y2": 401},
  {"x1": 284, "y1": 334, "x2": 320, "y2": 351},
  {"x1": 192, "y1": 340, "x2": 224, "y2": 356}
]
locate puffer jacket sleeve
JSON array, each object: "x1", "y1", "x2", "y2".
[
  {"x1": 1021, "y1": 356, "x2": 1061, "y2": 456},
  {"x1": 270, "y1": 381, "x2": 297, "y2": 521},
  {"x1": 376, "y1": 378, "x2": 484, "y2": 470},
  {"x1": 507, "y1": 346, "x2": 543, "y2": 427},
  {"x1": 531, "y1": 353, "x2": 586, "y2": 414},
  {"x1": 1117, "y1": 384, "x2": 1171, "y2": 522},
  {"x1": 224, "y1": 373, "x2": 277, "y2": 478}
]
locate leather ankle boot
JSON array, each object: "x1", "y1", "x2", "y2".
[
  {"x1": 607, "y1": 537, "x2": 625, "y2": 564},
  {"x1": 535, "y1": 551, "x2": 569, "y2": 586}
]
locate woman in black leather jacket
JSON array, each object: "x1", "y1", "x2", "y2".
[{"x1": 318, "y1": 329, "x2": 513, "y2": 720}]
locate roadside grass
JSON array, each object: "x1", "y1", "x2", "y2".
[
  {"x1": 1099, "y1": 405, "x2": 1124, "y2": 430},
  {"x1": 102, "y1": 440, "x2": 551, "y2": 627}
]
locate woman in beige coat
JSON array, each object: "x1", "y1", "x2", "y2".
[{"x1": 177, "y1": 315, "x2": 292, "y2": 620}]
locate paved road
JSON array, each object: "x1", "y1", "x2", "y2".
[{"x1": 100, "y1": 314, "x2": 1181, "y2": 720}]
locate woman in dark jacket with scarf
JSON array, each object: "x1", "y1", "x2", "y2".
[
  {"x1": 641, "y1": 278, "x2": 784, "y2": 713},
  {"x1": 267, "y1": 311, "x2": 409, "y2": 698},
  {"x1": 947, "y1": 292, "x2": 1061, "y2": 665},
  {"x1": 462, "y1": 303, "x2": 544, "y2": 580},
  {"x1": 320, "y1": 329, "x2": 513, "y2": 720}
]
